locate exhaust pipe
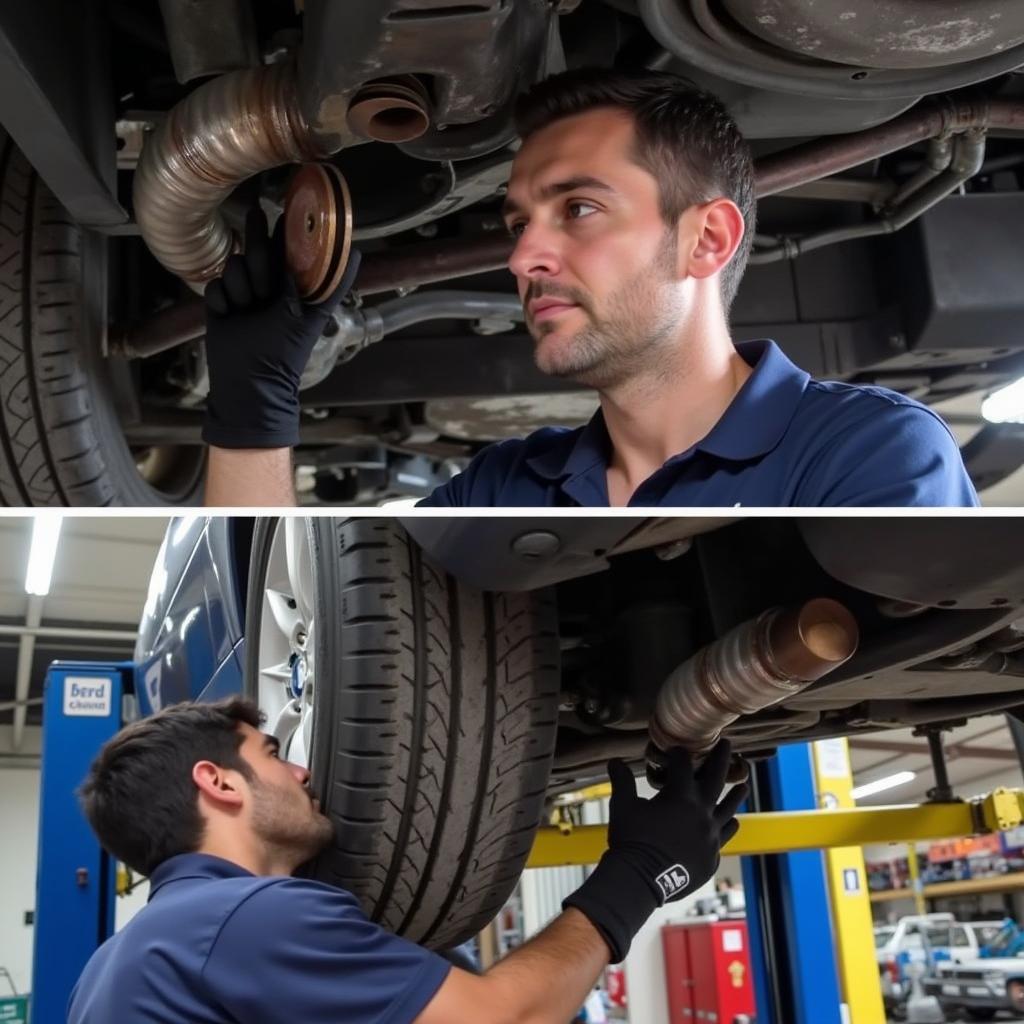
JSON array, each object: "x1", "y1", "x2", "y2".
[
  {"x1": 347, "y1": 76, "x2": 431, "y2": 143},
  {"x1": 133, "y1": 62, "x2": 432, "y2": 291},
  {"x1": 648, "y1": 598, "x2": 859, "y2": 762},
  {"x1": 133, "y1": 61, "x2": 325, "y2": 290}
]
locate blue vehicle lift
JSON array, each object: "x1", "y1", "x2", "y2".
[
  {"x1": 740, "y1": 745, "x2": 845, "y2": 1024},
  {"x1": 32, "y1": 661, "x2": 134, "y2": 1024}
]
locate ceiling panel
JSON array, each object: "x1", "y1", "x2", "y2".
[
  {"x1": 849, "y1": 714, "x2": 1024, "y2": 805},
  {"x1": 0, "y1": 516, "x2": 171, "y2": 738}
]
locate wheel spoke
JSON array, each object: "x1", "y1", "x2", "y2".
[
  {"x1": 265, "y1": 587, "x2": 302, "y2": 640},
  {"x1": 261, "y1": 659, "x2": 291, "y2": 684},
  {"x1": 290, "y1": 711, "x2": 310, "y2": 768},
  {"x1": 284, "y1": 518, "x2": 316, "y2": 624},
  {"x1": 258, "y1": 518, "x2": 318, "y2": 773},
  {"x1": 270, "y1": 700, "x2": 305, "y2": 766}
]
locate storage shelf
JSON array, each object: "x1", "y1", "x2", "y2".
[{"x1": 870, "y1": 872, "x2": 1024, "y2": 902}]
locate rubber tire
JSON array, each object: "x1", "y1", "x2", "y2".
[
  {"x1": 245, "y1": 517, "x2": 561, "y2": 949},
  {"x1": 0, "y1": 127, "x2": 204, "y2": 506}
]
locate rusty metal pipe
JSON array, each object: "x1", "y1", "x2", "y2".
[
  {"x1": 355, "y1": 232, "x2": 516, "y2": 295},
  {"x1": 648, "y1": 598, "x2": 859, "y2": 758},
  {"x1": 133, "y1": 60, "x2": 330, "y2": 290},
  {"x1": 751, "y1": 129, "x2": 987, "y2": 264},
  {"x1": 757, "y1": 96, "x2": 1024, "y2": 197},
  {"x1": 884, "y1": 135, "x2": 954, "y2": 211},
  {"x1": 110, "y1": 299, "x2": 206, "y2": 359}
]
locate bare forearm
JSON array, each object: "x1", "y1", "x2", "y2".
[
  {"x1": 205, "y1": 447, "x2": 297, "y2": 506},
  {"x1": 484, "y1": 908, "x2": 609, "y2": 1024}
]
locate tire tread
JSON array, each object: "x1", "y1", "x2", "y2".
[
  {"x1": 308, "y1": 518, "x2": 560, "y2": 948},
  {"x1": 0, "y1": 125, "x2": 201, "y2": 506}
]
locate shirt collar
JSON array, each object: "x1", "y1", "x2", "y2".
[
  {"x1": 525, "y1": 339, "x2": 809, "y2": 483},
  {"x1": 148, "y1": 853, "x2": 254, "y2": 899},
  {"x1": 525, "y1": 412, "x2": 609, "y2": 484},
  {"x1": 687, "y1": 339, "x2": 810, "y2": 462}
]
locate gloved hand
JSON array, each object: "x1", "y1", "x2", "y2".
[
  {"x1": 202, "y1": 206, "x2": 362, "y2": 449},
  {"x1": 563, "y1": 740, "x2": 748, "y2": 963}
]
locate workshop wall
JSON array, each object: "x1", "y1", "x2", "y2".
[{"x1": 0, "y1": 727, "x2": 41, "y2": 997}]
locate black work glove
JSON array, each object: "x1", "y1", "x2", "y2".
[
  {"x1": 202, "y1": 206, "x2": 362, "y2": 449},
  {"x1": 563, "y1": 740, "x2": 748, "y2": 963}
]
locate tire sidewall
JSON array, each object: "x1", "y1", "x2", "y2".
[
  {"x1": 76, "y1": 224, "x2": 206, "y2": 505},
  {"x1": 1, "y1": 130, "x2": 205, "y2": 506}
]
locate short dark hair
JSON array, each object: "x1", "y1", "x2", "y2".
[
  {"x1": 78, "y1": 697, "x2": 262, "y2": 876},
  {"x1": 514, "y1": 68, "x2": 756, "y2": 310}
]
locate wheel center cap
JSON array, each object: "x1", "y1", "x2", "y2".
[{"x1": 289, "y1": 652, "x2": 306, "y2": 699}]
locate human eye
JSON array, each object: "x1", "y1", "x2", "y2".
[
  {"x1": 507, "y1": 220, "x2": 526, "y2": 238},
  {"x1": 567, "y1": 200, "x2": 599, "y2": 220}
]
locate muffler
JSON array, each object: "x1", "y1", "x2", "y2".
[{"x1": 648, "y1": 598, "x2": 859, "y2": 769}]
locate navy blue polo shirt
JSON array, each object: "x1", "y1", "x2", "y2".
[
  {"x1": 419, "y1": 340, "x2": 979, "y2": 507},
  {"x1": 68, "y1": 853, "x2": 451, "y2": 1024}
]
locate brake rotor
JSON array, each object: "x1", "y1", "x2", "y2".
[{"x1": 282, "y1": 162, "x2": 354, "y2": 304}]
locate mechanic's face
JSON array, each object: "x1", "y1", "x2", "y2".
[
  {"x1": 504, "y1": 108, "x2": 687, "y2": 388},
  {"x1": 237, "y1": 724, "x2": 334, "y2": 861}
]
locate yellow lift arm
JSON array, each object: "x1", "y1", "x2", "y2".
[{"x1": 528, "y1": 787, "x2": 1024, "y2": 868}]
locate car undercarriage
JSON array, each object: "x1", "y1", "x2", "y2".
[
  {"x1": 401, "y1": 516, "x2": 1024, "y2": 793},
  {"x1": 2, "y1": 1, "x2": 1024, "y2": 504}
]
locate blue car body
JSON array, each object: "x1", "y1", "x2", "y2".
[{"x1": 133, "y1": 517, "x2": 249, "y2": 715}]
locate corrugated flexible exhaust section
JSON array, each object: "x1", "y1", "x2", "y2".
[
  {"x1": 132, "y1": 60, "x2": 327, "y2": 291},
  {"x1": 648, "y1": 598, "x2": 859, "y2": 761}
]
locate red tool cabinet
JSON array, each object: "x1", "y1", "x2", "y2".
[{"x1": 662, "y1": 920, "x2": 756, "y2": 1022}]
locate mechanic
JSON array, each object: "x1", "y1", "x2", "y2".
[
  {"x1": 201, "y1": 68, "x2": 978, "y2": 507},
  {"x1": 69, "y1": 697, "x2": 746, "y2": 1024}
]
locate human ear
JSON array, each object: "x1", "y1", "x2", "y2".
[
  {"x1": 192, "y1": 760, "x2": 246, "y2": 809},
  {"x1": 678, "y1": 198, "x2": 745, "y2": 284}
]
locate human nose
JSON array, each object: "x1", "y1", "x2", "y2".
[
  {"x1": 290, "y1": 763, "x2": 310, "y2": 786},
  {"x1": 508, "y1": 220, "x2": 563, "y2": 285}
]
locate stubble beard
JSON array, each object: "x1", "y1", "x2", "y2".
[
  {"x1": 531, "y1": 231, "x2": 683, "y2": 392},
  {"x1": 250, "y1": 777, "x2": 335, "y2": 866}
]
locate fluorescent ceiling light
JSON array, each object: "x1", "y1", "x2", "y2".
[
  {"x1": 25, "y1": 514, "x2": 64, "y2": 596},
  {"x1": 982, "y1": 376, "x2": 1024, "y2": 423},
  {"x1": 851, "y1": 770, "x2": 916, "y2": 801}
]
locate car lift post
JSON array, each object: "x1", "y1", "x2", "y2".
[
  {"x1": 32, "y1": 661, "x2": 133, "y2": 1024},
  {"x1": 740, "y1": 745, "x2": 844, "y2": 1024},
  {"x1": 811, "y1": 738, "x2": 886, "y2": 1024}
]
